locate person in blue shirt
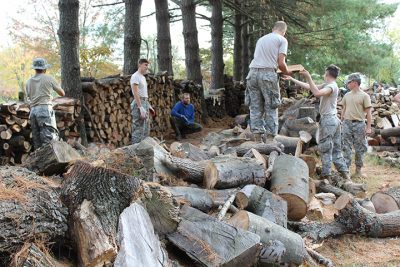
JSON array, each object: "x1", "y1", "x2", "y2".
[{"x1": 170, "y1": 93, "x2": 202, "y2": 140}]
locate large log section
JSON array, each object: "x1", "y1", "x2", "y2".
[{"x1": 371, "y1": 186, "x2": 400, "y2": 213}]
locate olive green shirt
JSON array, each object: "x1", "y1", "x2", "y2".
[
  {"x1": 342, "y1": 89, "x2": 372, "y2": 121},
  {"x1": 26, "y1": 74, "x2": 62, "y2": 107}
]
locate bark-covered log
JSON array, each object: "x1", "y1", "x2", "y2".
[
  {"x1": 23, "y1": 140, "x2": 81, "y2": 175},
  {"x1": 167, "y1": 206, "x2": 261, "y2": 267},
  {"x1": 72, "y1": 200, "x2": 117, "y2": 266},
  {"x1": 0, "y1": 166, "x2": 68, "y2": 254},
  {"x1": 271, "y1": 154, "x2": 309, "y2": 220},
  {"x1": 62, "y1": 161, "x2": 142, "y2": 247},
  {"x1": 375, "y1": 127, "x2": 400, "y2": 139},
  {"x1": 114, "y1": 203, "x2": 169, "y2": 267},
  {"x1": 235, "y1": 184, "x2": 287, "y2": 228},
  {"x1": 168, "y1": 186, "x2": 237, "y2": 212},
  {"x1": 228, "y1": 210, "x2": 308, "y2": 265},
  {"x1": 371, "y1": 186, "x2": 400, "y2": 213},
  {"x1": 235, "y1": 141, "x2": 283, "y2": 156},
  {"x1": 161, "y1": 154, "x2": 207, "y2": 183},
  {"x1": 12, "y1": 243, "x2": 59, "y2": 267},
  {"x1": 170, "y1": 142, "x2": 209, "y2": 161},
  {"x1": 204, "y1": 155, "x2": 266, "y2": 189},
  {"x1": 273, "y1": 135, "x2": 301, "y2": 155},
  {"x1": 314, "y1": 179, "x2": 347, "y2": 197}
]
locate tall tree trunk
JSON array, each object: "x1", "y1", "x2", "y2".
[
  {"x1": 209, "y1": 0, "x2": 224, "y2": 90},
  {"x1": 248, "y1": 22, "x2": 256, "y2": 61},
  {"x1": 123, "y1": 0, "x2": 142, "y2": 75},
  {"x1": 180, "y1": 0, "x2": 207, "y2": 122},
  {"x1": 58, "y1": 0, "x2": 87, "y2": 145},
  {"x1": 241, "y1": 20, "x2": 249, "y2": 81},
  {"x1": 233, "y1": 0, "x2": 242, "y2": 82},
  {"x1": 155, "y1": 0, "x2": 174, "y2": 75}
]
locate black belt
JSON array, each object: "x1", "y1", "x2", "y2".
[
  {"x1": 346, "y1": 119, "x2": 364, "y2": 123},
  {"x1": 251, "y1": 67, "x2": 276, "y2": 72}
]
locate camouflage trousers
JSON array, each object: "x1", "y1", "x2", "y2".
[
  {"x1": 131, "y1": 99, "x2": 150, "y2": 144},
  {"x1": 245, "y1": 68, "x2": 280, "y2": 136},
  {"x1": 30, "y1": 104, "x2": 59, "y2": 150},
  {"x1": 318, "y1": 115, "x2": 348, "y2": 176},
  {"x1": 342, "y1": 120, "x2": 368, "y2": 168}
]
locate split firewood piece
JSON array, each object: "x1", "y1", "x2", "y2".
[
  {"x1": 169, "y1": 141, "x2": 209, "y2": 161},
  {"x1": 167, "y1": 206, "x2": 261, "y2": 267},
  {"x1": 314, "y1": 192, "x2": 336, "y2": 206},
  {"x1": 228, "y1": 210, "x2": 308, "y2": 265},
  {"x1": 0, "y1": 166, "x2": 68, "y2": 255},
  {"x1": 217, "y1": 193, "x2": 237, "y2": 221},
  {"x1": 265, "y1": 150, "x2": 278, "y2": 179},
  {"x1": 251, "y1": 148, "x2": 267, "y2": 168},
  {"x1": 371, "y1": 186, "x2": 400, "y2": 213},
  {"x1": 168, "y1": 186, "x2": 237, "y2": 212},
  {"x1": 235, "y1": 141, "x2": 283, "y2": 156},
  {"x1": 271, "y1": 154, "x2": 309, "y2": 220},
  {"x1": 274, "y1": 135, "x2": 301, "y2": 155},
  {"x1": 307, "y1": 197, "x2": 325, "y2": 220},
  {"x1": 295, "y1": 131, "x2": 312, "y2": 157},
  {"x1": 12, "y1": 243, "x2": 59, "y2": 267},
  {"x1": 204, "y1": 155, "x2": 266, "y2": 189},
  {"x1": 72, "y1": 200, "x2": 117, "y2": 266},
  {"x1": 23, "y1": 140, "x2": 81, "y2": 175},
  {"x1": 114, "y1": 203, "x2": 170, "y2": 267},
  {"x1": 235, "y1": 184, "x2": 287, "y2": 228},
  {"x1": 299, "y1": 154, "x2": 317, "y2": 177},
  {"x1": 141, "y1": 183, "x2": 180, "y2": 236},
  {"x1": 61, "y1": 160, "x2": 142, "y2": 264}
]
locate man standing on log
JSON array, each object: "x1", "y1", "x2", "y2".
[
  {"x1": 341, "y1": 73, "x2": 372, "y2": 178},
  {"x1": 284, "y1": 65, "x2": 350, "y2": 180},
  {"x1": 26, "y1": 58, "x2": 65, "y2": 150},
  {"x1": 246, "y1": 21, "x2": 291, "y2": 142},
  {"x1": 130, "y1": 58, "x2": 155, "y2": 144},
  {"x1": 170, "y1": 93, "x2": 202, "y2": 140}
]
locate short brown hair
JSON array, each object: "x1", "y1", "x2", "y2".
[
  {"x1": 325, "y1": 64, "x2": 340, "y2": 79},
  {"x1": 138, "y1": 58, "x2": 149, "y2": 65}
]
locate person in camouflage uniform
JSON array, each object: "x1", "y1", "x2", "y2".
[
  {"x1": 245, "y1": 21, "x2": 291, "y2": 142},
  {"x1": 341, "y1": 73, "x2": 372, "y2": 178},
  {"x1": 26, "y1": 58, "x2": 65, "y2": 150},
  {"x1": 284, "y1": 65, "x2": 350, "y2": 179},
  {"x1": 130, "y1": 58, "x2": 154, "y2": 144}
]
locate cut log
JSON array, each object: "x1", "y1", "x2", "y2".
[
  {"x1": 12, "y1": 243, "x2": 58, "y2": 267},
  {"x1": 375, "y1": 127, "x2": 400, "y2": 138},
  {"x1": 228, "y1": 210, "x2": 308, "y2": 265},
  {"x1": 259, "y1": 240, "x2": 286, "y2": 266},
  {"x1": 204, "y1": 155, "x2": 266, "y2": 189},
  {"x1": 235, "y1": 141, "x2": 283, "y2": 156},
  {"x1": 371, "y1": 186, "x2": 400, "y2": 213},
  {"x1": 114, "y1": 203, "x2": 169, "y2": 267},
  {"x1": 265, "y1": 150, "x2": 278, "y2": 179},
  {"x1": 140, "y1": 183, "x2": 180, "y2": 236},
  {"x1": 235, "y1": 184, "x2": 288, "y2": 228},
  {"x1": 161, "y1": 154, "x2": 208, "y2": 183},
  {"x1": 62, "y1": 160, "x2": 142, "y2": 253},
  {"x1": 167, "y1": 186, "x2": 237, "y2": 212},
  {"x1": 170, "y1": 142, "x2": 209, "y2": 161},
  {"x1": 72, "y1": 199, "x2": 117, "y2": 266},
  {"x1": 23, "y1": 140, "x2": 81, "y2": 175},
  {"x1": 298, "y1": 106, "x2": 316, "y2": 121},
  {"x1": 270, "y1": 154, "x2": 309, "y2": 220},
  {"x1": 314, "y1": 179, "x2": 347, "y2": 197},
  {"x1": 300, "y1": 154, "x2": 317, "y2": 177},
  {"x1": 0, "y1": 166, "x2": 68, "y2": 254},
  {"x1": 0, "y1": 128, "x2": 12, "y2": 140},
  {"x1": 167, "y1": 206, "x2": 261, "y2": 267},
  {"x1": 307, "y1": 197, "x2": 324, "y2": 220},
  {"x1": 274, "y1": 135, "x2": 301, "y2": 155}
]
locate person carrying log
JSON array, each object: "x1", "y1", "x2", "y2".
[
  {"x1": 130, "y1": 58, "x2": 155, "y2": 144},
  {"x1": 341, "y1": 73, "x2": 372, "y2": 178},
  {"x1": 245, "y1": 21, "x2": 291, "y2": 142},
  {"x1": 170, "y1": 93, "x2": 202, "y2": 140},
  {"x1": 26, "y1": 58, "x2": 65, "y2": 150},
  {"x1": 283, "y1": 65, "x2": 350, "y2": 180}
]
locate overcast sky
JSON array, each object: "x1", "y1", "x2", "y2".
[{"x1": 0, "y1": 0, "x2": 399, "y2": 55}]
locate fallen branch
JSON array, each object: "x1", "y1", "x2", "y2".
[{"x1": 217, "y1": 193, "x2": 236, "y2": 221}]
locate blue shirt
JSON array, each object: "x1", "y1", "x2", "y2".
[{"x1": 171, "y1": 101, "x2": 195, "y2": 125}]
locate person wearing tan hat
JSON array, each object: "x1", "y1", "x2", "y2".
[
  {"x1": 341, "y1": 73, "x2": 372, "y2": 178},
  {"x1": 26, "y1": 58, "x2": 65, "y2": 149}
]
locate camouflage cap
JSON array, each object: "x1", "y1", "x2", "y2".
[
  {"x1": 32, "y1": 58, "x2": 51, "y2": 70},
  {"x1": 345, "y1": 73, "x2": 361, "y2": 85}
]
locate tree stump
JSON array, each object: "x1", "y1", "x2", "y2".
[
  {"x1": 235, "y1": 184, "x2": 288, "y2": 227},
  {"x1": 228, "y1": 210, "x2": 308, "y2": 265},
  {"x1": 204, "y1": 156, "x2": 266, "y2": 189},
  {"x1": 371, "y1": 186, "x2": 400, "y2": 213},
  {"x1": 167, "y1": 206, "x2": 261, "y2": 267},
  {"x1": 270, "y1": 154, "x2": 309, "y2": 220}
]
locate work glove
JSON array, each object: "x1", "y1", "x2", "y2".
[{"x1": 139, "y1": 106, "x2": 147, "y2": 120}]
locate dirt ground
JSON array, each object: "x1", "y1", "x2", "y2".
[{"x1": 176, "y1": 124, "x2": 400, "y2": 267}]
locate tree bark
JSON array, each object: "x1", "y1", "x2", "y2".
[
  {"x1": 161, "y1": 154, "x2": 208, "y2": 183},
  {"x1": 204, "y1": 155, "x2": 266, "y2": 189},
  {"x1": 235, "y1": 141, "x2": 283, "y2": 156},
  {"x1": 123, "y1": 0, "x2": 142, "y2": 75},
  {"x1": 228, "y1": 210, "x2": 308, "y2": 265},
  {"x1": 155, "y1": 0, "x2": 173, "y2": 75},
  {"x1": 271, "y1": 155, "x2": 309, "y2": 221},
  {"x1": 273, "y1": 135, "x2": 302, "y2": 155},
  {"x1": 167, "y1": 206, "x2": 261, "y2": 267},
  {"x1": 233, "y1": 0, "x2": 242, "y2": 82},
  {"x1": 209, "y1": 0, "x2": 224, "y2": 90},
  {"x1": 241, "y1": 19, "x2": 249, "y2": 81},
  {"x1": 235, "y1": 184, "x2": 288, "y2": 228},
  {"x1": 58, "y1": 0, "x2": 87, "y2": 145}
]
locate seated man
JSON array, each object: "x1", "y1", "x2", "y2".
[{"x1": 170, "y1": 93, "x2": 202, "y2": 140}]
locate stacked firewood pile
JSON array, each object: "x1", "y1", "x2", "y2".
[
  {"x1": 83, "y1": 73, "x2": 176, "y2": 146},
  {"x1": 0, "y1": 97, "x2": 79, "y2": 164}
]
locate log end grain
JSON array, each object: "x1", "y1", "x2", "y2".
[{"x1": 371, "y1": 192, "x2": 399, "y2": 214}]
